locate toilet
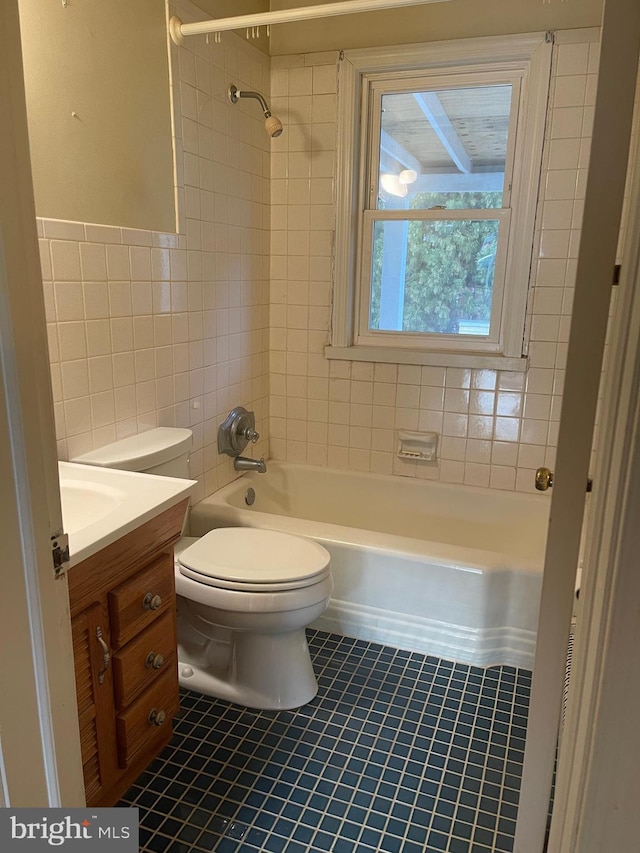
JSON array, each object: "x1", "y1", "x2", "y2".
[{"x1": 71, "y1": 428, "x2": 332, "y2": 710}]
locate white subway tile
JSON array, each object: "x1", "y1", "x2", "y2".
[
  {"x1": 443, "y1": 413, "x2": 468, "y2": 438},
  {"x1": 464, "y1": 462, "x2": 490, "y2": 487},
  {"x1": 469, "y1": 390, "x2": 495, "y2": 416},
  {"x1": 66, "y1": 432, "x2": 93, "y2": 458},
  {"x1": 43, "y1": 219, "x2": 85, "y2": 241},
  {"x1": 523, "y1": 393, "x2": 552, "y2": 421},
  {"x1": 556, "y1": 43, "x2": 590, "y2": 76},
  {"x1": 88, "y1": 356, "x2": 114, "y2": 394},
  {"x1": 489, "y1": 466, "x2": 516, "y2": 491},
  {"x1": 551, "y1": 107, "x2": 584, "y2": 139},
  {"x1": 51, "y1": 241, "x2": 82, "y2": 280},
  {"x1": 444, "y1": 388, "x2": 470, "y2": 414},
  {"x1": 108, "y1": 281, "x2": 133, "y2": 317},
  {"x1": 79, "y1": 243, "x2": 107, "y2": 281},
  {"x1": 468, "y1": 415, "x2": 493, "y2": 440},
  {"x1": 492, "y1": 441, "x2": 519, "y2": 466},
  {"x1": 64, "y1": 397, "x2": 92, "y2": 436},
  {"x1": 106, "y1": 244, "x2": 131, "y2": 280},
  {"x1": 54, "y1": 281, "x2": 84, "y2": 321},
  {"x1": 61, "y1": 360, "x2": 89, "y2": 399},
  {"x1": 91, "y1": 391, "x2": 116, "y2": 428},
  {"x1": 440, "y1": 459, "x2": 465, "y2": 484},
  {"x1": 547, "y1": 138, "x2": 581, "y2": 171},
  {"x1": 130, "y1": 246, "x2": 152, "y2": 280},
  {"x1": 58, "y1": 321, "x2": 87, "y2": 360},
  {"x1": 494, "y1": 417, "x2": 520, "y2": 442},
  {"x1": 553, "y1": 75, "x2": 586, "y2": 108}
]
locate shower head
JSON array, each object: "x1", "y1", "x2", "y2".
[
  {"x1": 229, "y1": 84, "x2": 283, "y2": 138},
  {"x1": 264, "y1": 114, "x2": 284, "y2": 139}
]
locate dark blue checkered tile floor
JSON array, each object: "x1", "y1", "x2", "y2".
[{"x1": 119, "y1": 631, "x2": 530, "y2": 852}]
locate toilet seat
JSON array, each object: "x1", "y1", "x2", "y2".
[{"x1": 178, "y1": 528, "x2": 331, "y2": 592}]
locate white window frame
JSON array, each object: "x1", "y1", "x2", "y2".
[{"x1": 327, "y1": 33, "x2": 553, "y2": 370}]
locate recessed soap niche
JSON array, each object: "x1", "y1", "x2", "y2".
[{"x1": 396, "y1": 430, "x2": 438, "y2": 464}]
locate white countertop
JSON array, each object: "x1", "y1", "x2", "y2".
[{"x1": 59, "y1": 462, "x2": 196, "y2": 567}]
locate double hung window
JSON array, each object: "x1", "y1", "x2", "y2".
[{"x1": 330, "y1": 34, "x2": 552, "y2": 368}]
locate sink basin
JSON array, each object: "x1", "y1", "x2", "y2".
[
  {"x1": 60, "y1": 480, "x2": 126, "y2": 534},
  {"x1": 59, "y1": 461, "x2": 196, "y2": 566}
]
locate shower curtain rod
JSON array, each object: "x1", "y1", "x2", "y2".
[{"x1": 169, "y1": 0, "x2": 451, "y2": 45}]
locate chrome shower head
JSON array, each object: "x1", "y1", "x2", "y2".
[{"x1": 228, "y1": 84, "x2": 283, "y2": 138}]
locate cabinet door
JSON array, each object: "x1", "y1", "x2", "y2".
[{"x1": 71, "y1": 602, "x2": 119, "y2": 805}]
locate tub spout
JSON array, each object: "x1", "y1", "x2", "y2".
[{"x1": 234, "y1": 456, "x2": 267, "y2": 474}]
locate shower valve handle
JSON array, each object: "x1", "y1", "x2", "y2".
[
  {"x1": 218, "y1": 407, "x2": 260, "y2": 456},
  {"x1": 243, "y1": 426, "x2": 260, "y2": 444}
]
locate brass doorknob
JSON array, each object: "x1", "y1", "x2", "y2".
[{"x1": 535, "y1": 467, "x2": 554, "y2": 491}]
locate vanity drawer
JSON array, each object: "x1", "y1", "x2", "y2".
[
  {"x1": 109, "y1": 553, "x2": 174, "y2": 649},
  {"x1": 112, "y1": 612, "x2": 176, "y2": 711},
  {"x1": 116, "y1": 668, "x2": 179, "y2": 769}
]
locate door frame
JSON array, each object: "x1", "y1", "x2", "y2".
[
  {"x1": 514, "y1": 0, "x2": 640, "y2": 849},
  {"x1": 550, "y1": 102, "x2": 640, "y2": 852},
  {"x1": 0, "y1": 0, "x2": 84, "y2": 806}
]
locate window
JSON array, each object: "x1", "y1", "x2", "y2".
[{"x1": 329, "y1": 34, "x2": 552, "y2": 369}]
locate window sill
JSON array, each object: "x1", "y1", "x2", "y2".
[{"x1": 325, "y1": 345, "x2": 528, "y2": 372}]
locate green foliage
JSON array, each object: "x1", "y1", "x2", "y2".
[{"x1": 370, "y1": 191, "x2": 501, "y2": 335}]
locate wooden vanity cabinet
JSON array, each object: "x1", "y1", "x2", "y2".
[{"x1": 68, "y1": 500, "x2": 188, "y2": 807}]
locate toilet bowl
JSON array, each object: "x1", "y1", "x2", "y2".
[
  {"x1": 72, "y1": 427, "x2": 332, "y2": 710},
  {"x1": 175, "y1": 528, "x2": 332, "y2": 710}
]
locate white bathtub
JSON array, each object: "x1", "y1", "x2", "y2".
[{"x1": 189, "y1": 462, "x2": 550, "y2": 669}]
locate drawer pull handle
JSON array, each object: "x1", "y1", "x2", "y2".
[
  {"x1": 148, "y1": 708, "x2": 166, "y2": 727},
  {"x1": 145, "y1": 652, "x2": 165, "y2": 670},
  {"x1": 142, "y1": 593, "x2": 162, "y2": 611},
  {"x1": 95, "y1": 626, "x2": 111, "y2": 685}
]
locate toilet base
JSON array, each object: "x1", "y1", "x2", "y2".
[{"x1": 177, "y1": 627, "x2": 319, "y2": 710}]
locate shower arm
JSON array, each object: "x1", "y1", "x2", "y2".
[{"x1": 229, "y1": 86, "x2": 271, "y2": 117}]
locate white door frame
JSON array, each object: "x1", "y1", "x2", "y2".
[
  {"x1": 515, "y1": 0, "x2": 640, "y2": 850},
  {"x1": 550, "y1": 100, "x2": 640, "y2": 853},
  {"x1": 0, "y1": 0, "x2": 84, "y2": 806}
]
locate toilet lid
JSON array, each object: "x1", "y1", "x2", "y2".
[{"x1": 178, "y1": 528, "x2": 331, "y2": 590}]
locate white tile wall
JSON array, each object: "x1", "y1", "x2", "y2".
[
  {"x1": 42, "y1": 23, "x2": 627, "y2": 499},
  {"x1": 268, "y1": 30, "x2": 602, "y2": 491}
]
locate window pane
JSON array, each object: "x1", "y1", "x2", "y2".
[
  {"x1": 370, "y1": 218, "x2": 499, "y2": 335},
  {"x1": 377, "y1": 85, "x2": 512, "y2": 210}
]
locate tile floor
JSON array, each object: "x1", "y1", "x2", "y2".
[{"x1": 119, "y1": 631, "x2": 531, "y2": 853}]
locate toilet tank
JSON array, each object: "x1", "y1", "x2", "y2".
[{"x1": 71, "y1": 428, "x2": 192, "y2": 478}]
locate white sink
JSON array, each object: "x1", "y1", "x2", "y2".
[
  {"x1": 59, "y1": 462, "x2": 196, "y2": 566},
  {"x1": 60, "y1": 480, "x2": 126, "y2": 534}
]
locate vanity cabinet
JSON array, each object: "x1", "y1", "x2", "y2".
[{"x1": 68, "y1": 499, "x2": 188, "y2": 807}]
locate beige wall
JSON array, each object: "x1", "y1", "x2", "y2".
[
  {"x1": 192, "y1": 0, "x2": 271, "y2": 55},
  {"x1": 18, "y1": 0, "x2": 175, "y2": 232},
  {"x1": 270, "y1": 0, "x2": 604, "y2": 54}
]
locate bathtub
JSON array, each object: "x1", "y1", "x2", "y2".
[{"x1": 189, "y1": 462, "x2": 550, "y2": 669}]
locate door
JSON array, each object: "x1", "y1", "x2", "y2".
[
  {"x1": 514, "y1": 0, "x2": 640, "y2": 850},
  {"x1": 0, "y1": 0, "x2": 84, "y2": 806}
]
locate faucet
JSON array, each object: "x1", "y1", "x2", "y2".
[
  {"x1": 218, "y1": 407, "x2": 267, "y2": 473},
  {"x1": 234, "y1": 456, "x2": 267, "y2": 474}
]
